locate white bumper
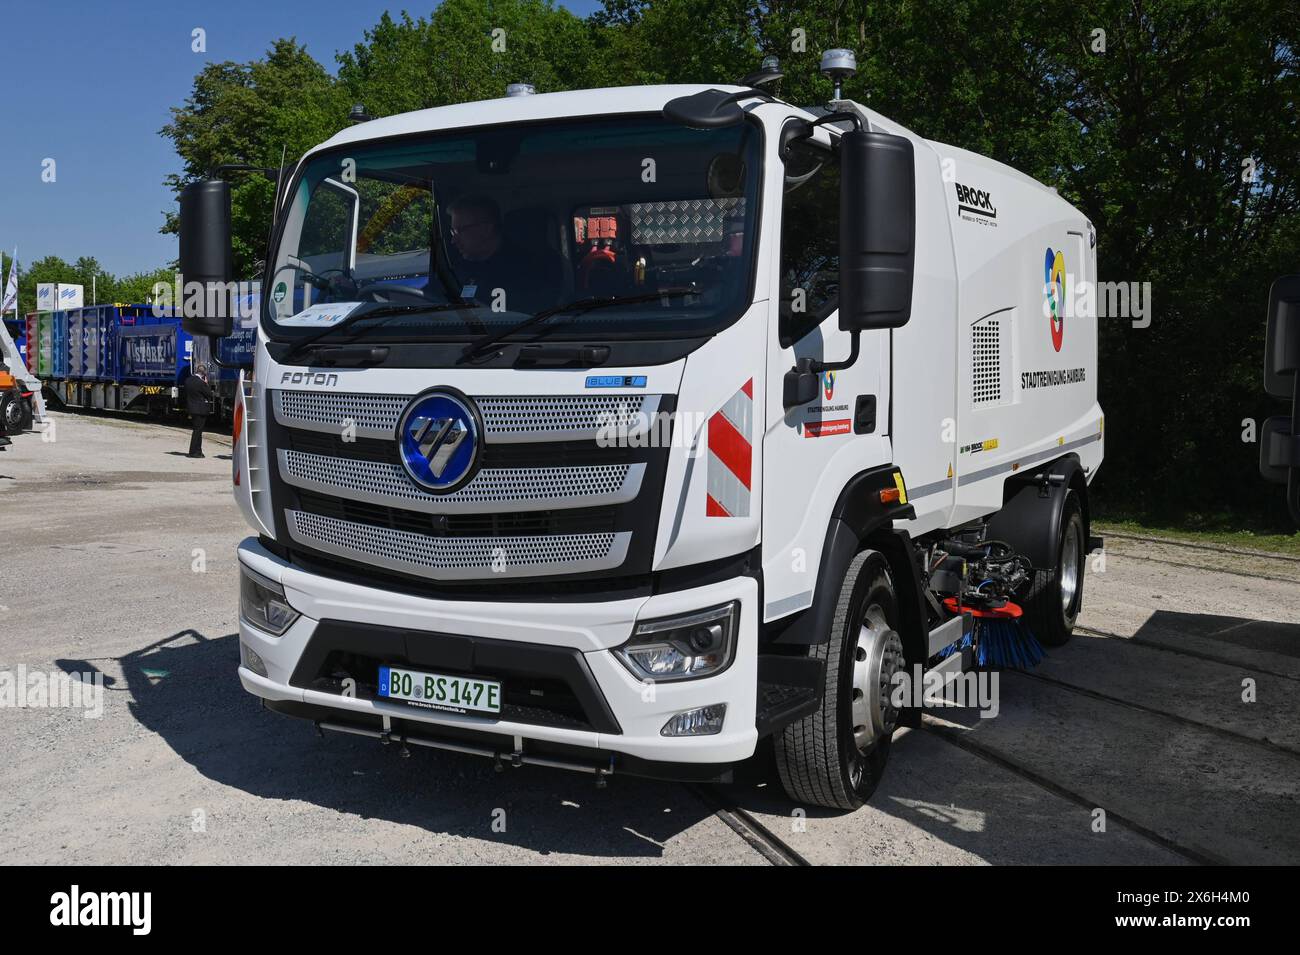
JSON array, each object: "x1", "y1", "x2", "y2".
[{"x1": 236, "y1": 538, "x2": 759, "y2": 767}]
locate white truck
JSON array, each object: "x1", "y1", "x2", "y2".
[{"x1": 179, "y1": 54, "x2": 1103, "y2": 809}]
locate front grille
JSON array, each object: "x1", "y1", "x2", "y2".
[
  {"x1": 477, "y1": 394, "x2": 660, "y2": 442},
  {"x1": 274, "y1": 390, "x2": 409, "y2": 439},
  {"x1": 287, "y1": 509, "x2": 631, "y2": 580},
  {"x1": 269, "y1": 389, "x2": 673, "y2": 584},
  {"x1": 279, "y1": 448, "x2": 644, "y2": 514},
  {"x1": 284, "y1": 429, "x2": 648, "y2": 469},
  {"x1": 274, "y1": 389, "x2": 660, "y2": 443},
  {"x1": 295, "y1": 490, "x2": 617, "y2": 536}
]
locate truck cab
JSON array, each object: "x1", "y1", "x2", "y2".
[{"x1": 181, "y1": 77, "x2": 1103, "y2": 809}]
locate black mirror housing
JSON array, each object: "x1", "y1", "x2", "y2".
[
  {"x1": 1264, "y1": 274, "x2": 1300, "y2": 399},
  {"x1": 178, "y1": 179, "x2": 235, "y2": 338},
  {"x1": 663, "y1": 89, "x2": 746, "y2": 129},
  {"x1": 783, "y1": 358, "x2": 820, "y2": 409},
  {"x1": 1260, "y1": 274, "x2": 1300, "y2": 522},
  {"x1": 838, "y1": 130, "x2": 915, "y2": 332},
  {"x1": 1260, "y1": 416, "x2": 1298, "y2": 482}
]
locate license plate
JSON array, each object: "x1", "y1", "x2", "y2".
[{"x1": 377, "y1": 665, "x2": 502, "y2": 715}]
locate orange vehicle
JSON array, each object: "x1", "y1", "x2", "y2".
[{"x1": 0, "y1": 362, "x2": 33, "y2": 446}]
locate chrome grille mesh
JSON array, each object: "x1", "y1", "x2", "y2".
[
  {"x1": 287, "y1": 510, "x2": 630, "y2": 580},
  {"x1": 274, "y1": 390, "x2": 408, "y2": 438},
  {"x1": 274, "y1": 389, "x2": 657, "y2": 579},
  {"x1": 279, "y1": 449, "x2": 643, "y2": 513},
  {"x1": 477, "y1": 395, "x2": 656, "y2": 441},
  {"x1": 273, "y1": 389, "x2": 658, "y2": 443}
]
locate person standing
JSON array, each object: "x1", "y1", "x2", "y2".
[{"x1": 184, "y1": 366, "x2": 214, "y2": 458}]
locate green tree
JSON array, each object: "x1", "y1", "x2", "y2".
[
  {"x1": 843, "y1": 0, "x2": 1300, "y2": 527},
  {"x1": 160, "y1": 38, "x2": 348, "y2": 278},
  {"x1": 116, "y1": 268, "x2": 179, "y2": 305},
  {"x1": 335, "y1": 0, "x2": 594, "y2": 116}
]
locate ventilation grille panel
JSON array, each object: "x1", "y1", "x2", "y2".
[{"x1": 972, "y1": 317, "x2": 1003, "y2": 405}]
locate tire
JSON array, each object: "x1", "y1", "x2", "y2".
[
  {"x1": 775, "y1": 549, "x2": 906, "y2": 810},
  {"x1": 1022, "y1": 491, "x2": 1085, "y2": 646},
  {"x1": 0, "y1": 393, "x2": 20, "y2": 435},
  {"x1": 17, "y1": 396, "x2": 33, "y2": 432}
]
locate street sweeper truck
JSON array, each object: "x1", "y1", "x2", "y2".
[{"x1": 177, "y1": 53, "x2": 1103, "y2": 809}]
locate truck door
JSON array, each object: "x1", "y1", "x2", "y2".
[{"x1": 761, "y1": 127, "x2": 891, "y2": 622}]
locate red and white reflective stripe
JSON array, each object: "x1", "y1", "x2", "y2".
[{"x1": 706, "y1": 378, "x2": 753, "y2": 517}]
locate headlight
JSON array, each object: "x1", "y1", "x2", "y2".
[
  {"x1": 239, "y1": 565, "x2": 299, "y2": 636},
  {"x1": 615, "y1": 602, "x2": 738, "y2": 682}
]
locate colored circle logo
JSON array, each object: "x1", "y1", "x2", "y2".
[
  {"x1": 272, "y1": 281, "x2": 288, "y2": 304},
  {"x1": 823, "y1": 371, "x2": 835, "y2": 401},
  {"x1": 396, "y1": 389, "x2": 482, "y2": 493},
  {"x1": 1044, "y1": 247, "x2": 1065, "y2": 352}
]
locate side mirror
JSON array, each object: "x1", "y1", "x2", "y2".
[
  {"x1": 783, "y1": 357, "x2": 820, "y2": 407},
  {"x1": 838, "y1": 130, "x2": 915, "y2": 331},
  {"x1": 1260, "y1": 274, "x2": 1300, "y2": 522},
  {"x1": 178, "y1": 179, "x2": 235, "y2": 338}
]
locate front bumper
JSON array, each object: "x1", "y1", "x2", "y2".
[{"x1": 236, "y1": 538, "x2": 760, "y2": 774}]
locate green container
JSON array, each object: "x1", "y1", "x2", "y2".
[{"x1": 36, "y1": 312, "x2": 53, "y2": 377}]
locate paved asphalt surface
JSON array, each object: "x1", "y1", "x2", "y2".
[{"x1": 2, "y1": 412, "x2": 1297, "y2": 864}]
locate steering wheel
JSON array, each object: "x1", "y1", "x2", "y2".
[{"x1": 278, "y1": 262, "x2": 343, "y2": 291}]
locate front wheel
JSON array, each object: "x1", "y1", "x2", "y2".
[{"x1": 775, "y1": 549, "x2": 906, "y2": 811}]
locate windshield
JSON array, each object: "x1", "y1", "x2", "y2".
[{"x1": 265, "y1": 114, "x2": 762, "y2": 342}]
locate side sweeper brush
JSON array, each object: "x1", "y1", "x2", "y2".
[{"x1": 939, "y1": 597, "x2": 1045, "y2": 669}]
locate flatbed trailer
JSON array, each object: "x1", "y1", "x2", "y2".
[{"x1": 27, "y1": 303, "x2": 252, "y2": 422}]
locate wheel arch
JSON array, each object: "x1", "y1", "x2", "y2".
[
  {"x1": 765, "y1": 465, "x2": 927, "y2": 672},
  {"x1": 986, "y1": 453, "x2": 1091, "y2": 570}
]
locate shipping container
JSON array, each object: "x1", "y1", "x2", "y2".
[
  {"x1": 118, "y1": 320, "x2": 193, "y2": 383},
  {"x1": 26, "y1": 312, "x2": 53, "y2": 377},
  {"x1": 51, "y1": 311, "x2": 68, "y2": 378},
  {"x1": 68, "y1": 305, "x2": 120, "y2": 380}
]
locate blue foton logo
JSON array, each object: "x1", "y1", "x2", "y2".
[{"x1": 397, "y1": 390, "x2": 481, "y2": 493}]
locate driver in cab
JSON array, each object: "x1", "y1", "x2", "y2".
[{"x1": 448, "y1": 195, "x2": 563, "y2": 315}]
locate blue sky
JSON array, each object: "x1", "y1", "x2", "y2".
[{"x1": 0, "y1": 0, "x2": 604, "y2": 278}]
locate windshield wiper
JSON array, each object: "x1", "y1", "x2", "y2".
[
  {"x1": 460, "y1": 288, "x2": 699, "y2": 363},
  {"x1": 280, "y1": 301, "x2": 482, "y2": 364}
]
